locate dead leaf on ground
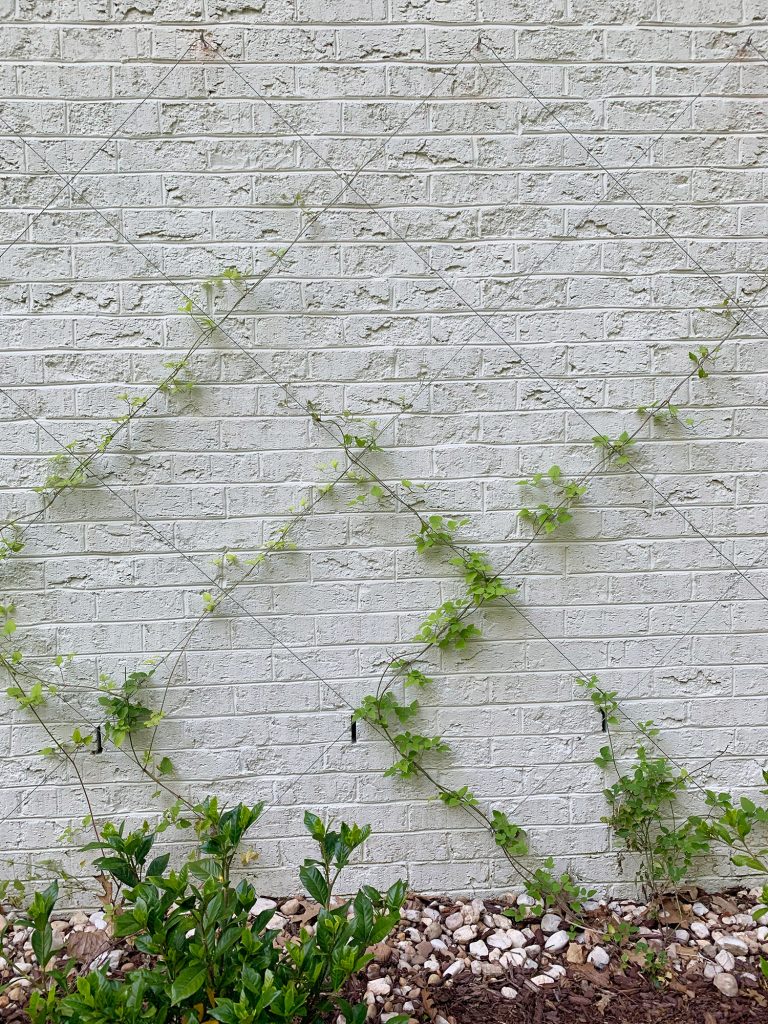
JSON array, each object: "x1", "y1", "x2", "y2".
[
  {"x1": 66, "y1": 929, "x2": 110, "y2": 962},
  {"x1": 656, "y1": 896, "x2": 692, "y2": 925},
  {"x1": 421, "y1": 985, "x2": 438, "y2": 1022},
  {"x1": 569, "y1": 963, "x2": 614, "y2": 989},
  {"x1": 595, "y1": 991, "x2": 612, "y2": 1013},
  {"x1": 566, "y1": 941, "x2": 585, "y2": 964},
  {"x1": 295, "y1": 901, "x2": 321, "y2": 925},
  {"x1": 712, "y1": 895, "x2": 738, "y2": 915},
  {"x1": 676, "y1": 945, "x2": 700, "y2": 960}
]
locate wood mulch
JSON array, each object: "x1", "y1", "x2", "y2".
[{"x1": 430, "y1": 968, "x2": 768, "y2": 1024}]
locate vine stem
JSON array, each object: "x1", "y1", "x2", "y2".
[{"x1": 3, "y1": 670, "x2": 104, "y2": 857}]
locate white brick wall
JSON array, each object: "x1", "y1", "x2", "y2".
[{"x1": 1, "y1": 0, "x2": 767, "y2": 897}]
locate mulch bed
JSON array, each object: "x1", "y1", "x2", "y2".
[{"x1": 431, "y1": 972, "x2": 768, "y2": 1024}]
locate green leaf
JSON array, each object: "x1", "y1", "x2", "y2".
[
  {"x1": 94, "y1": 856, "x2": 139, "y2": 888},
  {"x1": 299, "y1": 864, "x2": 329, "y2": 907},
  {"x1": 170, "y1": 963, "x2": 207, "y2": 1005},
  {"x1": 145, "y1": 852, "x2": 170, "y2": 878}
]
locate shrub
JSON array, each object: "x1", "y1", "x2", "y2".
[{"x1": 14, "y1": 802, "x2": 406, "y2": 1024}]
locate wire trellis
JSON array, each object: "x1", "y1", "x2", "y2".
[{"x1": 0, "y1": 26, "x2": 766, "y2": 887}]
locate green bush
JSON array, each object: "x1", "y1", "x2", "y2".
[{"x1": 18, "y1": 802, "x2": 406, "y2": 1024}]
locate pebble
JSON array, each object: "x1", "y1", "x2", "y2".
[
  {"x1": 715, "y1": 949, "x2": 735, "y2": 972},
  {"x1": 372, "y1": 943, "x2": 393, "y2": 964},
  {"x1": 690, "y1": 921, "x2": 710, "y2": 939},
  {"x1": 281, "y1": 898, "x2": 301, "y2": 915},
  {"x1": 544, "y1": 930, "x2": 569, "y2": 953},
  {"x1": 366, "y1": 978, "x2": 391, "y2": 997},
  {"x1": 507, "y1": 929, "x2": 527, "y2": 948},
  {"x1": 716, "y1": 934, "x2": 749, "y2": 956},
  {"x1": 540, "y1": 913, "x2": 561, "y2": 934},
  {"x1": 693, "y1": 903, "x2": 709, "y2": 917},
  {"x1": 587, "y1": 946, "x2": 610, "y2": 969},
  {"x1": 530, "y1": 974, "x2": 555, "y2": 986},
  {"x1": 500, "y1": 986, "x2": 517, "y2": 1000},
  {"x1": 468, "y1": 940, "x2": 488, "y2": 959},
  {"x1": 487, "y1": 930, "x2": 513, "y2": 950},
  {"x1": 452, "y1": 925, "x2": 476, "y2": 944},
  {"x1": 444, "y1": 912, "x2": 463, "y2": 932},
  {"x1": 713, "y1": 973, "x2": 739, "y2": 997},
  {"x1": 250, "y1": 898, "x2": 277, "y2": 916}
]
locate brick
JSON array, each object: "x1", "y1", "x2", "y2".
[{"x1": 0, "y1": 11, "x2": 764, "y2": 901}]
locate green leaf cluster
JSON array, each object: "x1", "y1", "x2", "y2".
[
  {"x1": 19, "y1": 805, "x2": 405, "y2": 1024},
  {"x1": 592, "y1": 430, "x2": 636, "y2": 466},
  {"x1": 413, "y1": 599, "x2": 481, "y2": 651}
]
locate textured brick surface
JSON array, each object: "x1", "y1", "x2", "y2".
[{"x1": 1, "y1": 0, "x2": 767, "y2": 897}]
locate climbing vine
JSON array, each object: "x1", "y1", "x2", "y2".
[{"x1": 3, "y1": 251, "x2": 766, "y2": 930}]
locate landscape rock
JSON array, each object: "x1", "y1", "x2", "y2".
[
  {"x1": 444, "y1": 912, "x2": 463, "y2": 932},
  {"x1": 540, "y1": 913, "x2": 561, "y2": 934},
  {"x1": 716, "y1": 934, "x2": 749, "y2": 956},
  {"x1": 487, "y1": 930, "x2": 513, "y2": 950},
  {"x1": 543, "y1": 930, "x2": 569, "y2": 953},
  {"x1": 587, "y1": 946, "x2": 610, "y2": 969},
  {"x1": 366, "y1": 977, "x2": 391, "y2": 997},
  {"x1": 715, "y1": 949, "x2": 735, "y2": 971},
  {"x1": 713, "y1": 972, "x2": 739, "y2": 997}
]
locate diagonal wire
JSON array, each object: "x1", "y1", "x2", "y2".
[
  {"x1": 0, "y1": 42, "x2": 493, "y2": 835},
  {"x1": 0, "y1": 36, "x2": 748, "y2": 578},
  {"x1": 0, "y1": 42, "x2": 196, "y2": 264},
  {"x1": 0, "y1": 43, "x2": 485, "y2": 547},
  {"x1": 0, "y1": 763, "x2": 62, "y2": 834},
  {"x1": 212, "y1": 39, "x2": 746, "y2": 446},
  {"x1": 4, "y1": 34, "x2": 765, "y2": 856},
  {"x1": 176, "y1": 42, "x2": 768, "y2": 693},
  {"x1": 482, "y1": 35, "x2": 768, "y2": 340},
  {"x1": 0, "y1": 385, "x2": 355, "y2": 713},
  {"x1": 202, "y1": 38, "x2": 768, "y2": 616},
  {"x1": 0, "y1": 36, "x2": 475, "y2": 544},
  {"x1": 0, "y1": 38, "x2": 483, "y2": 342}
]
